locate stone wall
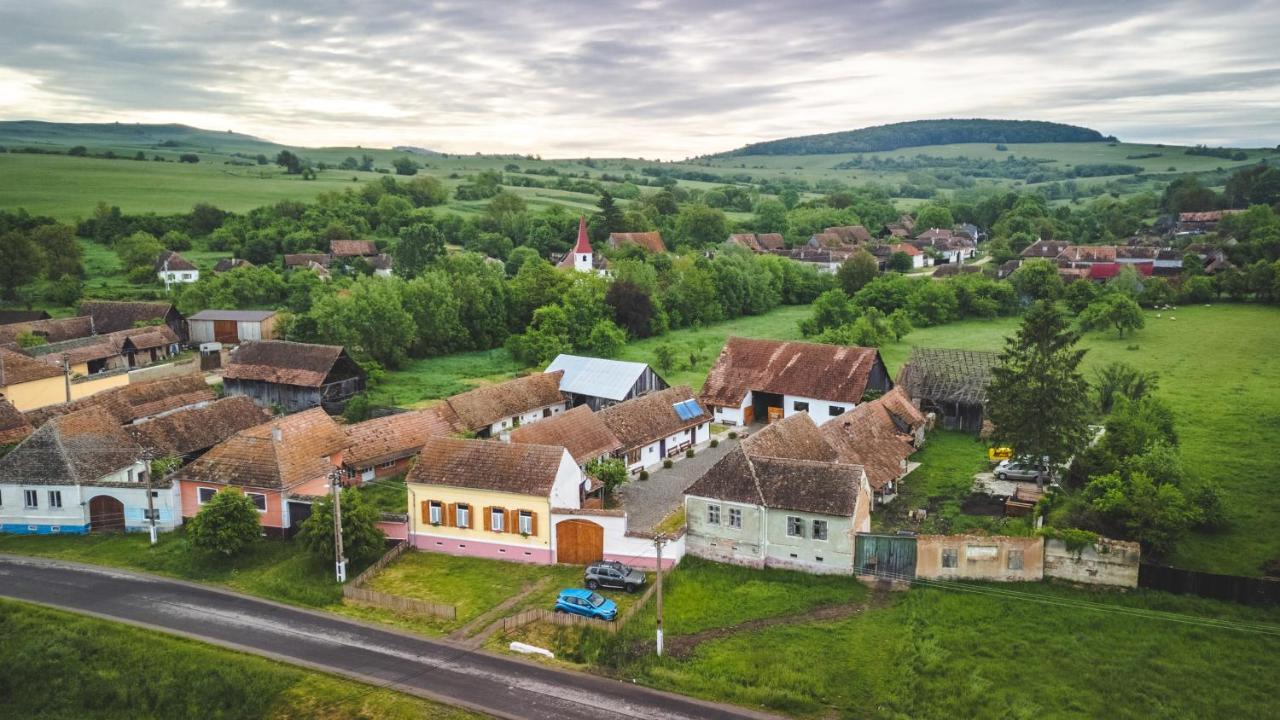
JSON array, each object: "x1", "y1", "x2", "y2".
[
  {"x1": 1043, "y1": 537, "x2": 1140, "y2": 588},
  {"x1": 916, "y1": 534, "x2": 1044, "y2": 582}
]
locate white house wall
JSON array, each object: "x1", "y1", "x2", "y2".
[
  {"x1": 712, "y1": 391, "x2": 752, "y2": 426},
  {"x1": 783, "y1": 395, "x2": 853, "y2": 426},
  {"x1": 488, "y1": 402, "x2": 567, "y2": 437},
  {"x1": 548, "y1": 451, "x2": 586, "y2": 509},
  {"x1": 550, "y1": 510, "x2": 685, "y2": 570}
]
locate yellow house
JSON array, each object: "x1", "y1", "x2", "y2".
[
  {"x1": 0, "y1": 347, "x2": 67, "y2": 412},
  {"x1": 406, "y1": 436, "x2": 584, "y2": 564}
]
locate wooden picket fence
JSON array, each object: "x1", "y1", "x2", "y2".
[
  {"x1": 500, "y1": 583, "x2": 657, "y2": 634},
  {"x1": 341, "y1": 541, "x2": 457, "y2": 621}
]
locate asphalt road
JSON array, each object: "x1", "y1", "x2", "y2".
[{"x1": 0, "y1": 555, "x2": 778, "y2": 720}]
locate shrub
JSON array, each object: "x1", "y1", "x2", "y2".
[
  {"x1": 187, "y1": 488, "x2": 260, "y2": 557},
  {"x1": 663, "y1": 459, "x2": 673, "y2": 469},
  {"x1": 639, "y1": 470, "x2": 650, "y2": 481},
  {"x1": 686, "y1": 448, "x2": 695, "y2": 458},
  {"x1": 728, "y1": 431, "x2": 738, "y2": 439},
  {"x1": 710, "y1": 439, "x2": 719, "y2": 448}
]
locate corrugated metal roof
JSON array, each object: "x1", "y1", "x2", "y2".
[
  {"x1": 545, "y1": 354, "x2": 650, "y2": 401},
  {"x1": 188, "y1": 310, "x2": 277, "y2": 322}
]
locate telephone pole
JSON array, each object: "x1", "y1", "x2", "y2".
[
  {"x1": 654, "y1": 534, "x2": 666, "y2": 656},
  {"x1": 143, "y1": 450, "x2": 157, "y2": 545},
  {"x1": 331, "y1": 469, "x2": 347, "y2": 583},
  {"x1": 62, "y1": 353, "x2": 72, "y2": 403}
]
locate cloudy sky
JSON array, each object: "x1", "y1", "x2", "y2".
[{"x1": 1, "y1": 0, "x2": 1277, "y2": 158}]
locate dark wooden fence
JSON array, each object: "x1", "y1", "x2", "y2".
[{"x1": 1139, "y1": 563, "x2": 1280, "y2": 605}]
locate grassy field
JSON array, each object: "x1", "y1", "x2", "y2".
[
  {"x1": 609, "y1": 573, "x2": 1280, "y2": 719},
  {"x1": 0, "y1": 598, "x2": 483, "y2": 720}
]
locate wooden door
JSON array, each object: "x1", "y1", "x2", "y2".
[
  {"x1": 213, "y1": 320, "x2": 238, "y2": 344},
  {"x1": 556, "y1": 519, "x2": 604, "y2": 565},
  {"x1": 743, "y1": 405, "x2": 754, "y2": 425},
  {"x1": 88, "y1": 495, "x2": 125, "y2": 532}
]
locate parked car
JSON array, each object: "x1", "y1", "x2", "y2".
[
  {"x1": 554, "y1": 589, "x2": 618, "y2": 621},
  {"x1": 584, "y1": 560, "x2": 646, "y2": 592},
  {"x1": 994, "y1": 458, "x2": 1048, "y2": 482}
]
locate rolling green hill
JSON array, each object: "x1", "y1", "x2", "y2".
[
  {"x1": 0, "y1": 120, "x2": 279, "y2": 154},
  {"x1": 724, "y1": 118, "x2": 1112, "y2": 156}
]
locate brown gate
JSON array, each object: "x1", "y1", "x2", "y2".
[
  {"x1": 89, "y1": 495, "x2": 125, "y2": 532},
  {"x1": 556, "y1": 519, "x2": 604, "y2": 565},
  {"x1": 213, "y1": 320, "x2": 238, "y2": 344}
]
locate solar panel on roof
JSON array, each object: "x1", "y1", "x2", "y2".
[
  {"x1": 673, "y1": 402, "x2": 692, "y2": 420},
  {"x1": 685, "y1": 399, "x2": 703, "y2": 417}
]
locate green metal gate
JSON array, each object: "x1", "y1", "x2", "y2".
[{"x1": 854, "y1": 533, "x2": 917, "y2": 580}]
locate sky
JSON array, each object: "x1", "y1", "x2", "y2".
[{"x1": 0, "y1": 0, "x2": 1278, "y2": 159}]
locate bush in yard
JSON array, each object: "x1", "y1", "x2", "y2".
[
  {"x1": 686, "y1": 448, "x2": 695, "y2": 458},
  {"x1": 298, "y1": 487, "x2": 385, "y2": 567},
  {"x1": 638, "y1": 470, "x2": 649, "y2": 481},
  {"x1": 663, "y1": 459, "x2": 673, "y2": 469},
  {"x1": 710, "y1": 439, "x2": 719, "y2": 448},
  {"x1": 585, "y1": 457, "x2": 629, "y2": 504},
  {"x1": 728, "y1": 431, "x2": 737, "y2": 439},
  {"x1": 187, "y1": 488, "x2": 261, "y2": 557}
]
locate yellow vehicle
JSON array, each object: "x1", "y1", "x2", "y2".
[{"x1": 987, "y1": 446, "x2": 1014, "y2": 462}]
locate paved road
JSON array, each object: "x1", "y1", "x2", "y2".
[
  {"x1": 620, "y1": 437, "x2": 738, "y2": 532},
  {"x1": 0, "y1": 555, "x2": 777, "y2": 720}
]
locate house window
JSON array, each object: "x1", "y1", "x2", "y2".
[
  {"x1": 728, "y1": 508, "x2": 742, "y2": 528},
  {"x1": 245, "y1": 492, "x2": 267, "y2": 512},
  {"x1": 942, "y1": 548, "x2": 958, "y2": 568},
  {"x1": 197, "y1": 487, "x2": 217, "y2": 504},
  {"x1": 627, "y1": 449, "x2": 641, "y2": 464},
  {"x1": 428, "y1": 501, "x2": 443, "y2": 525},
  {"x1": 491, "y1": 507, "x2": 505, "y2": 532},
  {"x1": 812, "y1": 519, "x2": 828, "y2": 541},
  {"x1": 48, "y1": 491, "x2": 62, "y2": 509},
  {"x1": 378, "y1": 460, "x2": 396, "y2": 469},
  {"x1": 456, "y1": 504, "x2": 471, "y2": 529},
  {"x1": 707, "y1": 504, "x2": 721, "y2": 525},
  {"x1": 1008, "y1": 549, "x2": 1024, "y2": 570},
  {"x1": 792, "y1": 401, "x2": 809, "y2": 412},
  {"x1": 519, "y1": 511, "x2": 533, "y2": 535},
  {"x1": 828, "y1": 405, "x2": 845, "y2": 417},
  {"x1": 786, "y1": 516, "x2": 804, "y2": 537},
  {"x1": 24, "y1": 490, "x2": 38, "y2": 509}
]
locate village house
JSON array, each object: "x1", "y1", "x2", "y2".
[
  {"x1": 283, "y1": 253, "x2": 331, "y2": 271},
  {"x1": 175, "y1": 407, "x2": 349, "y2": 536},
  {"x1": 341, "y1": 407, "x2": 459, "y2": 482},
  {"x1": 212, "y1": 258, "x2": 253, "y2": 273},
  {"x1": 820, "y1": 387, "x2": 927, "y2": 504},
  {"x1": 544, "y1": 354, "x2": 669, "y2": 411},
  {"x1": 0, "y1": 398, "x2": 33, "y2": 446},
  {"x1": 222, "y1": 340, "x2": 367, "y2": 413},
  {"x1": 1020, "y1": 239, "x2": 1071, "y2": 259},
  {"x1": 125, "y1": 396, "x2": 271, "y2": 466},
  {"x1": 1176, "y1": 209, "x2": 1240, "y2": 234},
  {"x1": 726, "y1": 232, "x2": 785, "y2": 253},
  {"x1": 597, "y1": 385, "x2": 710, "y2": 473},
  {"x1": 556, "y1": 217, "x2": 610, "y2": 275},
  {"x1": 607, "y1": 231, "x2": 667, "y2": 254},
  {"x1": 81, "y1": 301, "x2": 186, "y2": 343},
  {"x1": 896, "y1": 347, "x2": 998, "y2": 433},
  {"x1": 0, "y1": 406, "x2": 174, "y2": 535},
  {"x1": 186, "y1": 310, "x2": 279, "y2": 345},
  {"x1": 156, "y1": 250, "x2": 200, "y2": 289},
  {"x1": 0, "y1": 315, "x2": 95, "y2": 346},
  {"x1": 700, "y1": 337, "x2": 892, "y2": 426},
  {"x1": 330, "y1": 240, "x2": 394, "y2": 277},
  {"x1": 407, "y1": 435, "x2": 678, "y2": 569},
  {"x1": 888, "y1": 243, "x2": 927, "y2": 269},
  {"x1": 27, "y1": 324, "x2": 181, "y2": 374},
  {"x1": 773, "y1": 247, "x2": 848, "y2": 274},
  {"x1": 0, "y1": 346, "x2": 68, "y2": 412},
  {"x1": 808, "y1": 225, "x2": 871, "y2": 251},
  {"x1": 0, "y1": 310, "x2": 51, "y2": 325},
  {"x1": 24, "y1": 372, "x2": 216, "y2": 429},
  {"x1": 684, "y1": 413, "x2": 872, "y2": 574},
  {"x1": 509, "y1": 404, "x2": 622, "y2": 468},
  {"x1": 439, "y1": 371, "x2": 566, "y2": 439}
]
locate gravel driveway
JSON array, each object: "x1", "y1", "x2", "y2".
[{"x1": 619, "y1": 436, "x2": 738, "y2": 533}]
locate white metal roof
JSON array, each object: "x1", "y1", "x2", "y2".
[
  {"x1": 187, "y1": 310, "x2": 277, "y2": 322},
  {"x1": 545, "y1": 354, "x2": 651, "y2": 401}
]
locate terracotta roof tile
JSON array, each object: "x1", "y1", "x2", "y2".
[
  {"x1": 0, "y1": 406, "x2": 142, "y2": 485},
  {"x1": 741, "y1": 413, "x2": 837, "y2": 462},
  {"x1": 126, "y1": 396, "x2": 270, "y2": 458},
  {"x1": 820, "y1": 388, "x2": 924, "y2": 491},
  {"x1": 330, "y1": 240, "x2": 379, "y2": 257},
  {"x1": 0, "y1": 398, "x2": 32, "y2": 445},
  {"x1": 174, "y1": 407, "x2": 348, "y2": 490},
  {"x1": 24, "y1": 373, "x2": 216, "y2": 427},
  {"x1": 0, "y1": 347, "x2": 63, "y2": 387},
  {"x1": 701, "y1": 337, "x2": 886, "y2": 408},
  {"x1": 213, "y1": 258, "x2": 253, "y2": 273},
  {"x1": 444, "y1": 371, "x2": 565, "y2": 432},
  {"x1": 80, "y1": 301, "x2": 177, "y2": 334},
  {"x1": 407, "y1": 436, "x2": 569, "y2": 496},
  {"x1": 223, "y1": 341, "x2": 349, "y2": 388},
  {"x1": 607, "y1": 232, "x2": 667, "y2": 254},
  {"x1": 342, "y1": 407, "x2": 462, "y2": 468},
  {"x1": 596, "y1": 385, "x2": 708, "y2": 450},
  {"x1": 284, "y1": 253, "x2": 331, "y2": 268},
  {"x1": 509, "y1": 405, "x2": 622, "y2": 464},
  {"x1": 0, "y1": 316, "x2": 96, "y2": 345},
  {"x1": 155, "y1": 250, "x2": 198, "y2": 272}
]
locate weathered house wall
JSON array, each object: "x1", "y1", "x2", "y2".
[
  {"x1": 684, "y1": 495, "x2": 766, "y2": 568},
  {"x1": 916, "y1": 534, "x2": 1044, "y2": 582},
  {"x1": 1043, "y1": 537, "x2": 1140, "y2": 588}
]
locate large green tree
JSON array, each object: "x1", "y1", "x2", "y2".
[
  {"x1": 986, "y1": 301, "x2": 1093, "y2": 484},
  {"x1": 674, "y1": 204, "x2": 727, "y2": 248},
  {"x1": 298, "y1": 487, "x2": 385, "y2": 567},
  {"x1": 394, "y1": 221, "x2": 445, "y2": 278},
  {"x1": 0, "y1": 231, "x2": 44, "y2": 300},
  {"x1": 309, "y1": 277, "x2": 416, "y2": 368},
  {"x1": 1079, "y1": 293, "x2": 1145, "y2": 337},
  {"x1": 187, "y1": 488, "x2": 260, "y2": 557},
  {"x1": 837, "y1": 250, "x2": 879, "y2": 295}
]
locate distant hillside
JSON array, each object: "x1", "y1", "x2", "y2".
[
  {"x1": 0, "y1": 120, "x2": 280, "y2": 153},
  {"x1": 725, "y1": 119, "x2": 1113, "y2": 156},
  {"x1": 393, "y1": 145, "x2": 442, "y2": 157}
]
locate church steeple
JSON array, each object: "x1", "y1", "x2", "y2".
[{"x1": 573, "y1": 216, "x2": 593, "y2": 272}]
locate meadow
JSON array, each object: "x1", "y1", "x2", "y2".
[{"x1": 0, "y1": 598, "x2": 483, "y2": 720}]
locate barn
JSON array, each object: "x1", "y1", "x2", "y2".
[
  {"x1": 187, "y1": 310, "x2": 279, "y2": 345},
  {"x1": 222, "y1": 340, "x2": 366, "y2": 413}
]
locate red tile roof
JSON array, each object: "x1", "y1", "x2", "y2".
[
  {"x1": 175, "y1": 407, "x2": 348, "y2": 491},
  {"x1": 443, "y1": 371, "x2": 566, "y2": 432},
  {"x1": 223, "y1": 341, "x2": 350, "y2": 388},
  {"x1": 0, "y1": 398, "x2": 32, "y2": 445},
  {"x1": 156, "y1": 250, "x2": 198, "y2": 273},
  {"x1": 608, "y1": 232, "x2": 667, "y2": 254},
  {"x1": 820, "y1": 387, "x2": 925, "y2": 491},
  {"x1": 126, "y1": 396, "x2": 271, "y2": 458},
  {"x1": 330, "y1": 240, "x2": 379, "y2": 257},
  {"x1": 596, "y1": 385, "x2": 708, "y2": 450},
  {"x1": 701, "y1": 338, "x2": 886, "y2": 408},
  {"x1": 408, "y1": 436, "x2": 570, "y2": 496},
  {"x1": 573, "y1": 216, "x2": 592, "y2": 254},
  {"x1": 510, "y1": 404, "x2": 621, "y2": 464},
  {"x1": 0, "y1": 347, "x2": 63, "y2": 387},
  {"x1": 342, "y1": 407, "x2": 461, "y2": 468}
]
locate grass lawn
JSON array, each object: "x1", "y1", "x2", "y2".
[
  {"x1": 356, "y1": 476, "x2": 408, "y2": 514},
  {"x1": 611, "y1": 581, "x2": 1280, "y2": 719},
  {"x1": 0, "y1": 598, "x2": 483, "y2": 720}
]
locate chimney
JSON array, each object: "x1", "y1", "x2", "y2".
[{"x1": 272, "y1": 425, "x2": 282, "y2": 443}]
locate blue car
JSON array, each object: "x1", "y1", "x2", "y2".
[{"x1": 554, "y1": 588, "x2": 618, "y2": 621}]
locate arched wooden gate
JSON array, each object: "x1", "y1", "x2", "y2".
[
  {"x1": 89, "y1": 495, "x2": 125, "y2": 532},
  {"x1": 555, "y1": 519, "x2": 604, "y2": 565}
]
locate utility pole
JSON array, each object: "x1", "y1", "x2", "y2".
[
  {"x1": 654, "y1": 534, "x2": 666, "y2": 656},
  {"x1": 331, "y1": 469, "x2": 347, "y2": 583},
  {"x1": 62, "y1": 353, "x2": 72, "y2": 403},
  {"x1": 143, "y1": 450, "x2": 157, "y2": 545}
]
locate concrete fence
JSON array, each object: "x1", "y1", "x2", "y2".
[
  {"x1": 341, "y1": 541, "x2": 457, "y2": 620},
  {"x1": 1044, "y1": 537, "x2": 1141, "y2": 588}
]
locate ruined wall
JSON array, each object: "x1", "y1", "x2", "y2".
[
  {"x1": 916, "y1": 534, "x2": 1045, "y2": 582},
  {"x1": 1043, "y1": 537, "x2": 1140, "y2": 588}
]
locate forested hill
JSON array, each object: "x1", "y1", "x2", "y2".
[{"x1": 725, "y1": 119, "x2": 1112, "y2": 156}]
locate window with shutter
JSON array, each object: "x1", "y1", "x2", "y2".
[
  {"x1": 447, "y1": 503, "x2": 457, "y2": 527},
  {"x1": 482, "y1": 506, "x2": 492, "y2": 531},
  {"x1": 528, "y1": 511, "x2": 538, "y2": 536}
]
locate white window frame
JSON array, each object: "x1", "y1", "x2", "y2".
[
  {"x1": 786, "y1": 515, "x2": 804, "y2": 537},
  {"x1": 707, "y1": 504, "x2": 721, "y2": 525},
  {"x1": 245, "y1": 492, "x2": 267, "y2": 513},
  {"x1": 48, "y1": 490, "x2": 63, "y2": 509},
  {"x1": 491, "y1": 508, "x2": 505, "y2": 533},
  {"x1": 728, "y1": 507, "x2": 742, "y2": 529},
  {"x1": 456, "y1": 504, "x2": 471, "y2": 529},
  {"x1": 812, "y1": 519, "x2": 828, "y2": 541},
  {"x1": 428, "y1": 501, "x2": 443, "y2": 525},
  {"x1": 24, "y1": 489, "x2": 38, "y2": 509},
  {"x1": 197, "y1": 487, "x2": 217, "y2": 505},
  {"x1": 518, "y1": 511, "x2": 533, "y2": 535}
]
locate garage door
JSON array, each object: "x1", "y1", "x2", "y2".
[
  {"x1": 556, "y1": 519, "x2": 604, "y2": 565},
  {"x1": 89, "y1": 495, "x2": 125, "y2": 533}
]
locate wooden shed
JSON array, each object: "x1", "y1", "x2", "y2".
[
  {"x1": 222, "y1": 340, "x2": 366, "y2": 414},
  {"x1": 187, "y1": 310, "x2": 278, "y2": 345}
]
